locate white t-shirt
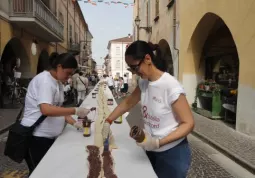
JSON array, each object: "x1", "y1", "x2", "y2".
[
  {"x1": 123, "y1": 76, "x2": 128, "y2": 84},
  {"x1": 114, "y1": 80, "x2": 119, "y2": 88},
  {"x1": 139, "y1": 72, "x2": 185, "y2": 152},
  {"x1": 107, "y1": 77, "x2": 114, "y2": 86},
  {"x1": 21, "y1": 71, "x2": 65, "y2": 138}
]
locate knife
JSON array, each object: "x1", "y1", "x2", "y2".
[{"x1": 103, "y1": 135, "x2": 110, "y2": 152}]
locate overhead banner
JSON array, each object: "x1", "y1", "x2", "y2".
[{"x1": 76, "y1": 0, "x2": 134, "y2": 8}]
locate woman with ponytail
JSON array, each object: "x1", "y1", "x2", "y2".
[{"x1": 102, "y1": 41, "x2": 194, "y2": 178}]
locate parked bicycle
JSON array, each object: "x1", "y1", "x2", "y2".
[{"x1": 6, "y1": 78, "x2": 27, "y2": 105}]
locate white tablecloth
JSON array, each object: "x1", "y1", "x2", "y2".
[{"x1": 30, "y1": 84, "x2": 157, "y2": 178}]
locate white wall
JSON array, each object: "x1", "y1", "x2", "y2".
[{"x1": 109, "y1": 42, "x2": 132, "y2": 79}]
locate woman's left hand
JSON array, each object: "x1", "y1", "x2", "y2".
[
  {"x1": 137, "y1": 131, "x2": 160, "y2": 151},
  {"x1": 73, "y1": 121, "x2": 83, "y2": 129}
]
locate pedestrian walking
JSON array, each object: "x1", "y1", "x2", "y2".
[
  {"x1": 114, "y1": 78, "x2": 119, "y2": 98},
  {"x1": 123, "y1": 74, "x2": 129, "y2": 95},
  {"x1": 76, "y1": 72, "x2": 88, "y2": 105},
  {"x1": 107, "y1": 75, "x2": 115, "y2": 95},
  {"x1": 119, "y1": 77, "x2": 124, "y2": 97},
  {"x1": 20, "y1": 53, "x2": 92, "y2": 175},
  {"x1": 102, "y1": 41, "x2": 194, "y2": 178},
  {"x1": 71, "y1": 69, "x2": 79, "y2": 104}
]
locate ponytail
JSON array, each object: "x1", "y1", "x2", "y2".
[
  {"x1": 148, "y1": 42, "x2": 167, "y2": 72},
  {"x1": 48, "y1": 52, "x2": 59, "y2": 69}
]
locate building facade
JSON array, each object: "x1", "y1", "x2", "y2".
[
  {"x1": 106, "y1": 36, "x2": 133, "y2": 79},
  {"x1": 0, "y1": 0, "x2": 92, "y2": 107},
  {"x1": 134, "y1": 0, "x2": 255, "y2": 137},
  {"x1": 103, "y1": 54, "x2": 111, "y2": 76},
  {"x1": 96, "y1": 65, "x2": 103, "y2": 77}
]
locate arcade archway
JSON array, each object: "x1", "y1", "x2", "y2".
[
  {"x1": 0, "y1": 37, "x2": 30, "y2": 78},
  {"x1": 0, "y1": 37, "x2": 30, "y2": 107},
  {"x1": 188, "y1": 13, "x2": 239, "y2": 125}
]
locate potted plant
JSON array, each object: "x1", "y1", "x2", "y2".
[{"x1": 204, "y1": 80, "x2": 210, "y2": 91}]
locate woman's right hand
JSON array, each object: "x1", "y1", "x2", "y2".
[
  {"x1": 75, "y1": 107, "x2": 90, "y2": 118},
  {"x1": 102, "y1": 119, "x2": 112, "y2": 141}
]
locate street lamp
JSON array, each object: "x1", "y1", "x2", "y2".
[
  {"x1": 135, "y1": 16, "x2": 140, "y2": 40},
  {"x1": 134, "y1": 16, "x2": 152, "y2": 40},
  {"x1": 135, "y1": 16, "x2": 141, "y2": 27}
]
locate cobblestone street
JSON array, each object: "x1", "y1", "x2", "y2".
[{"x1": 188, "y1": 136, "x2": 233, "y2": 178}]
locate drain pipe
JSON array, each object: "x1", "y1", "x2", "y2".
[{"x1": 173, "y1": 0, "x2": 180, "y2": 79}]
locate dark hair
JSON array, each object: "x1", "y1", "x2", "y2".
[
  {"x1": 79, "y1": 72, "x2": 83, "y2": 76},
  {"x1": 51, "y1": 53, "x2": 78, "y2": 69},
  {"x1": 125, "y1": 40, "x2": 166, "y2": 72},
  {"x1": 48, "y1": 52, "x2": 59, "y2": 69}
]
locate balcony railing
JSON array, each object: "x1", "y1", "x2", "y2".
[
  {"x1": 68, "y1": 43, "x2": 80, "y2": 54},
  {"x1": 9, "y1": 0, "x2": 63, "y2": 40}
]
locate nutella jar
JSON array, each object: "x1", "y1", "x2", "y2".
[
  {"x1": 83, "y1": 119, "x2": 92, "y2": 137},
  {"x1": 77, "y1": 116, "x2": 87, "y2": 132},
  {"x1": 107, "y1": 99, "x2": 113, "y2": 105},
  {"x1": 130, "y1": 126, "x2": 145, "y2": 143}
]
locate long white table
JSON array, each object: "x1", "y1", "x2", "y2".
[{"x1": 30, "y1": 84, "x2": 157, "y2": 178}]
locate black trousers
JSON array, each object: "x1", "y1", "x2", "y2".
[{"x1": 25, "y1": 136, "x2": 55, "y2": 175}]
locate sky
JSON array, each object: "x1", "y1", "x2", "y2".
[{"x1": 79, "y1": 1, "x2": 134, "y2": 65}]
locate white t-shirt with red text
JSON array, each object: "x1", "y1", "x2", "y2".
[{"x1": 139, "y1": 72, "x2": 185, "y2": 152}]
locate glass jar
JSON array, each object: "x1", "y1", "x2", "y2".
[
  {"x1": 114, "y1": 115, "x2": 122, "y2": 124},
  {"x1": 83, "y1": 119, "x2": 92, "y2": 137}
]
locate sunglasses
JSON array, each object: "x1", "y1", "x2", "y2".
[{"x1": 127, "y1": 59, "x2": 144, "y2": 73}]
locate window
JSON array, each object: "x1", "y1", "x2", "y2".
[
  {"x1": 116, "y1": 60, "x2": 121, "y2": 69},
  {"x1": 58, "y1": 11, "x2": 64, "y2": 24},
  {"x1": 146, "y1": 1, "x2": 150, "y2": 26},
  {"x1": 116, "y1": 47, "x2": 120, "y2": 55},
  {"x1": 75, "y1": 32, "x2": 78, "y2": 43},
  {"x1": 155, "y1": 0, "x2": 159, "y2": 22},
  {"x1": 69, "y1": 24, "x2": 73, "y2": 43}
]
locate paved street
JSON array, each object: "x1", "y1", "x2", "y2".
[{"x1": 192, "y1": 112, "x2": 255, "y2": 172}]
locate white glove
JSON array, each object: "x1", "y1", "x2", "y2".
[
  {"x1": 137, "y1": 131, "x2": 159, "y2": 151},
  {"x1": 102, "y1": 122, "x2": 111, "y2": 141},
  {"x1": 73, "y1": 121, "x2": 83, "y2": 129},
  {"x1": 75, "y1": 107, "x2": 90, "y2": 118}
]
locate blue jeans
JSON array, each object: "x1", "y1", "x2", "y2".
[{"x1": 146, "y1": 138, "x2": 191, "y2": 178}]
